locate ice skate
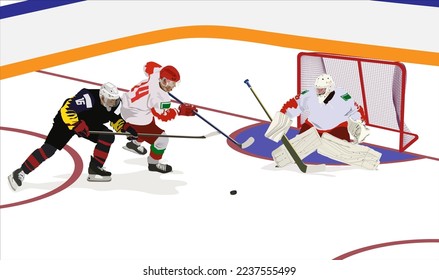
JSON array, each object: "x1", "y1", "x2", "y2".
[
  {"x1": 8, "y1": 168, "x2": 25, "y2": 191},
  {"x1": 148, "y1": 162, "x2": 172, "y2": 174},
  {"x1": 122, "y1": 141, "x2": 147, "y2": 155},
  {"x1": 87, "y1": 156, "x2": 112, "y2": 182}
]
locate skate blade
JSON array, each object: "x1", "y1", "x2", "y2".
[
  {"x1": 305, "y1": 164, "x2": 326, "y2": 173},
  {"x1": 122, "y1": 146, "x2": 147, "y2": 155},
  {"x1": 87, "y1": 175, "x2": 112, "y2": 182},
  {"x1": 7, "y1": 174, "x2": 18, "y2": 191}
]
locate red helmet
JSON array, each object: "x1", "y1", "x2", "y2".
[{"x1": 160, "y1": 65, "x2": 180, "y2": 82}]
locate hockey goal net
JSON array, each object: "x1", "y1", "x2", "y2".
[{"x1": 297, "y1": 52, "x2": 418, "y2": 152}]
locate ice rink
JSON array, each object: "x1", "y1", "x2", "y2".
[{"x1": 1, "y1": 1, "x2": 438, "y2": 280}]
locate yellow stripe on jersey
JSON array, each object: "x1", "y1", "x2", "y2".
[
  {"x1": 60, "y1": 98, "x2": 79, "y2": 130},
  {"x1": 110, "y1": 118, "x2": 125, "y2": 132}
]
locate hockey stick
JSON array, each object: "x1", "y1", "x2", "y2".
[
  {"x1": 89, "y1": 130, "x2": 209, "y2": 139},
  {"x1": 243, "y1": 79, "x2": 326, "y2": 173},
  {"x1": 168, "y1": 92, "x2": 255, "y2": 149}
]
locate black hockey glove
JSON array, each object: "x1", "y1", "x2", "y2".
[{"x1": 122, "y1": 123, "x2": 138, "y2": 138}]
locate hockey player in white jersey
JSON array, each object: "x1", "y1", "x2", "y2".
[
  {"x1": 265, "y1": 74, "x2": 381, "y2": 170},
  {"x1": 120, "y1": 61, "x2": 197, "y2": 173}
]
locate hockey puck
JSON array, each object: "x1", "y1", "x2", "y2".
[{"x1": 230, "y1": 190, "x2": 237, "y2": 195}]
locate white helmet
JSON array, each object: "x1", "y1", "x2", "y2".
[
  {"x1": 99, "y1": 82, "x2": 120, "y2": 111},
  {"x1": 315, "y1": 74, "x2": 335, "y2": 97}
]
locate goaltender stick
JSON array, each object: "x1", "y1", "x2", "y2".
[
  {"x1": 8, "y1": 82, "x2": 139, "y2": 190},
  {"x1": 265, "y1": 74, "x2": 381, "y2": 170}
]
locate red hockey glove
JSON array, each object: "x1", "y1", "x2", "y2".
[
  {"x1": 178, "y1": 103, "x2": 197, "y2": 116},
  {"x1": 73, "y1": 120, "x2": 90, "y2": 137},
  {"x1": 122, "y1": 123, "x2": 138, "y2": 138}
]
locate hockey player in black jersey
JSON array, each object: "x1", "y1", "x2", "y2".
[{"x1": 7, "y1": 82, "x2": 138, "y2": 191}]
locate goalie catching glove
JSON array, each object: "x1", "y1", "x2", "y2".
[
  {"x1": 178, "y1": 103, "x2": 197, "y2": 116},
  {"x1": 348, "y1": 118, "x2": 370, "y2": 144},
  {"x1": 265, "y1": 111, "x2": 292, "y2": 142}
]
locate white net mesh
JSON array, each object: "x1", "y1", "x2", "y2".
[{"x1": 298, "y1": 52, "x2": 418, "y2": 152}]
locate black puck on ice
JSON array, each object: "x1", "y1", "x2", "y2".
[{"x1": 230, "y1": 190, "x2": 237, "y2": 195}]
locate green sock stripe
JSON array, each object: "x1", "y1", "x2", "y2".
[{"x1": 150, "y1": 145, "x2": 165, "y2": 155}]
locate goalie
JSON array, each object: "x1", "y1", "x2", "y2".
[{"x1": 265, "y1": 74, "x2": 381, "y2": 170}]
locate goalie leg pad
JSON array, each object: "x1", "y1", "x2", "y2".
[
  {"x1": 272, "y1": 147, "x2": 293, "y2": 168},
  {"x1": 272, "y1": 127, "x2": 321, "y2": 167},
  {"x1": 317, "y1": 132, "x2": 381, "y2": 170}
]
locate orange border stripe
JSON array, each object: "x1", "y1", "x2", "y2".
[{"x1": 1, "y1": 26, "x2": 438, "y2": 79}]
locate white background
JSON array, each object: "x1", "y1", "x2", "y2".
[{"x1": 1, "y1": 1, "x2": 438, "y2": 280}]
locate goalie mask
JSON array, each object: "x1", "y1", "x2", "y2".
[
  {"x1": 315, "y1": 74, "x2": 335, "y2": 103},
  {"x1": 99, "y1": 82, "x2": 121, "y2": 111}
]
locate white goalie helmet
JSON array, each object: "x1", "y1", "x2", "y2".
[
  {"x1": 99, "y1": 82, "x2": 121, "y2": 111},
  {"x1": 315, "y1": 74, "x2": 335, "y2": 97}
]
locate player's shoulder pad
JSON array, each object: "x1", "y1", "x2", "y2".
[
  {"x1": 341, "y1": 92, "x2": 352, "y2": 101},
  {"x1": 75, "y1": 88, "x2": 94, "y2": 98},
  {"x1": 72, "y1": 88, "x2": 98, "y2": 107}
]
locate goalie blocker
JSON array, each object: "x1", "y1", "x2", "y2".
[{"x1": 272, "y1": 127, "x2": 381, "y2": 170}]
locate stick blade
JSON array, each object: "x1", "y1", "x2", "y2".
[
  {"x1": 304, "y1": 164, "x2": 326, "y2": 173},
  {"x1": 204, "y1": 131, "x2": 220, "y2": 138},
  {"x1": 240, "y1": 137, "x2": 255, "y2": 149}
]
